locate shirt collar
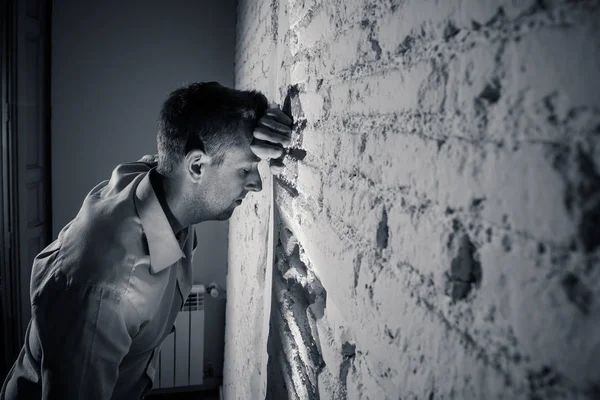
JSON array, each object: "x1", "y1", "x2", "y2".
[{"x1": 134, "y1": 168, "x2": 186, "y2": 273}]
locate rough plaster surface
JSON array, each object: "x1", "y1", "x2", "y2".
[{"x1": 225, "y1": 0, "x2": 600, "y2": 399}]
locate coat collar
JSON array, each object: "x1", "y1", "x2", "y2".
[{"x1": 134, "y1": 168, "x2": 186, "y2": 273}]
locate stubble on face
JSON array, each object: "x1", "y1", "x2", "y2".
[{"x1": 195, "y1": 157, "x2": 249, "y2": 221}]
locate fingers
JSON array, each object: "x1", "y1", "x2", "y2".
[
  {"x1": 264, "y1": 107, "x2": 293, "y2": 127},
  {"x1": 259, "y1": 115, "x2": 292, "y2": 135},
  {"x1": 269, "y1": 158, "x2": 285, "y2": 175},
  {"x1": 250, "y1": 139, "x2": 285, "y2": 159},
  {"x1": 253, "y1": 104, "x2": 293, "y2": 152},
  {"x1": 254, "y1": 125, "x2": 292, "y2": 147},
  {"x1": 138, "y1": 154, "x2": 158, "y2": 163},
  {"x1": 256, "y1": 102, "x2": 294, "y2": 175}
]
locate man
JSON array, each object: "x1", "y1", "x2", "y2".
[{"x1": 0, "y1": 82, "x2": 293, "y2": 399}]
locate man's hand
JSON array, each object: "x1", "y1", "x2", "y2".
[
  {"x1": 138, "y1": 154, "x2": 158, "y2": 163},
  {"x1": 251, "y1": 102, "x2": 293, "y2": 175}
]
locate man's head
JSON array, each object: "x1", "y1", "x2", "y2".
[{"x1": 156, "y1": 82, "x2": 269, "y2": 223}]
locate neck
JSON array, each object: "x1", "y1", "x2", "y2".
[{"x1": 151, "y1": 171, "x2": 186, "y2": 234}]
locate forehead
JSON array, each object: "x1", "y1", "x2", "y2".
[{"x1": 223, "y1": 136, "x2": 261, "y2": 165}]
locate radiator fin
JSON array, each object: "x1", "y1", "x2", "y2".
[
  {"x1": 183, "y1": 290, "x2": 204, "y2": 312},
  {"x1": 157, "y1": 286, "x2": 205, "y2": 390}
]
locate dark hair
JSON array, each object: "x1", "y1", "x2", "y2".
[{"x1": 156, "y1": 82, "x2": 269, "y2": 175}]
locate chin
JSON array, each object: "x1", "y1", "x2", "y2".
[{"x1": 213, "y1": 209, "x2": 235, "y2": 221}]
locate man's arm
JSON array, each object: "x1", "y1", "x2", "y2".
[
  {"x1": 33, "y1": 283, "x2": 139, "y2": 399},
  {"x1": 137, "y1": 154, "x2": 158, "y2": 165}
]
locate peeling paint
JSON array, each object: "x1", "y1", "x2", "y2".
[{"x1": 227, "y1": 0, "x2": 600, "y2": 398}]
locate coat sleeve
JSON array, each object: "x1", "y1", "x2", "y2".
[{"x1": 32, "y1": 283, "x2": 140, "y2": 400}]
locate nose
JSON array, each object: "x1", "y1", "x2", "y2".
[{"x1": 245, "y1": 169, "x2": 263, "y2": 193}]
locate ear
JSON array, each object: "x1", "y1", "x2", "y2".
[{"x1": 184, "y1": 149, "x2": 211, "y2": 183}]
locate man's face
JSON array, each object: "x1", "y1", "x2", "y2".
[{"x1": 196, "y1": 138, "x2": 263, "y2": 221}]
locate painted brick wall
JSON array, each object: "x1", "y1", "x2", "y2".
[{"x1": 225, "y1": 1, "x2": 600, "y2": 399}]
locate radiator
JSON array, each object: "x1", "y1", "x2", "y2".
[{"x1": 156, "y1": 284, "x2": 205, "y2": 389}]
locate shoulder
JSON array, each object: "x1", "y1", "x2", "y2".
[
  {"x1": 58, "y1": 215, "x2": 144, "y2": 293},
  {"x1": 87, "y1": 161, "x2": 153, "y2": 200},
  {"x1": 42, "y1": 163, "x2": 152, "y2": 295}
]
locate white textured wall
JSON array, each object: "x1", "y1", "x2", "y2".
[{"x1": 226, "y1": 1, "x2": 600, "y2": 399}]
